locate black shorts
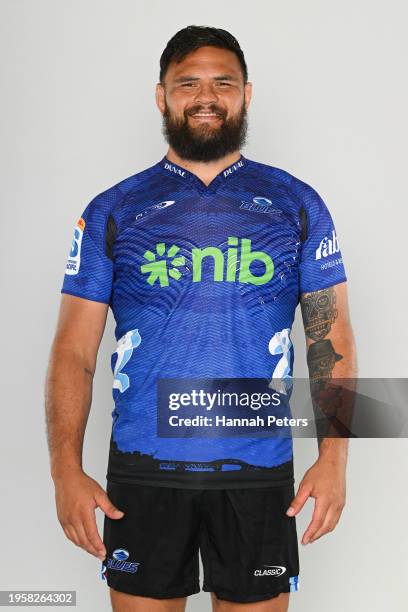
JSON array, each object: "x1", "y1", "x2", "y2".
[{"x1": 101, "y1": 481, "x2": 300, "y2": 604}]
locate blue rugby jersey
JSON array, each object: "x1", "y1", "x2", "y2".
[{"x1": 61, "y1": 154, "x2": 347, "y2": 488}]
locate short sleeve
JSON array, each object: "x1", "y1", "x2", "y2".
[
  {"x1": 298, "y1": 186, "x2": 347, "y2": 293},
  {"x1": 61, "y1": 195, "x2": 114, "y2": 304}
]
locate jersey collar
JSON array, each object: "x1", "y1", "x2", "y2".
[{"x1": 157, "y1": 153, "x2": 247, "y2": 194}]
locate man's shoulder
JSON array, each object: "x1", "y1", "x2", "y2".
[
  {"x1": 83, "y1": 160, "x2": 162, "y2": 217},
  {"x1": 113, "y1": 160, "x2": 162, "y2": 196},
  {"x1": 246, "y1": 157, "x2": 317, "y2": 190},
  {"x1": 246, "y1": 157, "x2": 326, "y2": 209}
]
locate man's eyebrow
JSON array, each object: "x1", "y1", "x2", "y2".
[
  {"x1": 173, "y1": 75, "x2": 238, "y2": 83},
  {"x1": 214, "y1": 75, "x2": 238, "y2": 81}
]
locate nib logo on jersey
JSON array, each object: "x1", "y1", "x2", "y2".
[
  {"x1": 140, "y1": 237, "x2": 274, "y2": 287},
  {"x1": 104, "y1": 548, "x2": 140, "y2": 575},
  {"x1": 315, "y1": 229, "x2": 340, "y2": 260}
]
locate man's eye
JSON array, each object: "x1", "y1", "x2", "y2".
[{"x1": 181, "y1": 83, "x2": 196, "y2": 87}]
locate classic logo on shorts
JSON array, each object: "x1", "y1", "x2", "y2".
[
  {"x1": 140, "y1": 237, "x2": 274, "y2": 287},
  {"x1": 65, "y1": 216, "x2": 85, "y2": 275},
  {"x1": 254, "y1": 565, "x2": 287, "y2": 577},
  {"x1": 105, "y1": 548, "x2": 140, "y2": 574}
]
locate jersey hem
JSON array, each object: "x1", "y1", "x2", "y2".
[
  {"x1": 60, "y1": 288, "x2": 111, "y2": 305},
  {"x1": 299, "y1": 275, "x2": 347, "y2": 294},
  {"x1": 106, "y1": 459, "x2": 295, "y2": 490},
  {"x1": 105, "y1": 476, "x2": 295, "y2": 490}
]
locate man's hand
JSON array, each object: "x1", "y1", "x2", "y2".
[
  {"x1": 54, "y1": 470, "x2": 124, "y2": 561},
  {"x1": 286, "y1": 456, "x2": 346, "y2": 544}
]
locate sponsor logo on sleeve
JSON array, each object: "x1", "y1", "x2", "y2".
[
  {"x1": 65, "y1": 216, "x2": 85, "y2": 275},
  {"x1": 315, "y1": 229, "x2": 340, "y2": 260},
  {"x1": 315, "y1": 229, "x2": 344, "y2": 270}
]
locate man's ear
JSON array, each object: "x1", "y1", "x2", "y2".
[
  {"x1": 155, "y1": 82, "x2": 165, "y2": 115},
  {"x1": 244, "y1": 81, "x2": 253, "y2": 110}
]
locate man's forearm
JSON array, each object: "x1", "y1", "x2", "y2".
[
  {"x1": 317, "y1": 436, "x2": 349, "y2": 462},
  {"x1": 44, "y1": 345, "x2": 94, "y2": 480},
  {"x1": 300, "y1": 286, "x2": 358, "y2": 459},
  {"x1": 308, "y1": 336, "x2": 357, "y2": 458}
]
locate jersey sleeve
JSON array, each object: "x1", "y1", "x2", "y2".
[
  {"x1": 298, "y1": 185, "x2": 347, "y2": 293},
  {"x1": 61, "y1": 194, "x2": 114, "y2": 304}
]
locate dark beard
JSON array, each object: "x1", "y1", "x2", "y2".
[{"x1": 161, "y1": 100, "x2": 248, "y2": 162}]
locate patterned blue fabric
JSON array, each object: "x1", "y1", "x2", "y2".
[{"x1": 61, "y1": 154, "x2": 347, "y2": 471}]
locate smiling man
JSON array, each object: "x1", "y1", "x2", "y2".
[{"x1": 45, "y1": 25, "x2": 357, "y2": 612}]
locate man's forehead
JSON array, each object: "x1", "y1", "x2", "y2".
[{"x1": 166, "y1": 46, "x2": 242, "y2": 80}]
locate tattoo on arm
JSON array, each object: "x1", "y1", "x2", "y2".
[
  {"x1": 300, "y1": 287, "x2": 347, "y2": 441},
  {"x1": 301, "y1": 287, "x2": 342, "y2": 383},
  {"x1": 300, "y1": 286, "x2": 338, "y2": 341}
]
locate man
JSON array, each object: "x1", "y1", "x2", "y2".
[{"x1": 45, "y1": 25, "x2": 357, "y2": 612}]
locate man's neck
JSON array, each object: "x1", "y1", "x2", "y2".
[{"x1": 165, "y1": 148, "x2": 242, "y2": 187}]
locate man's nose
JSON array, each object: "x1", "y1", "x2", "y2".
[{"x1": 194, "y1": 82, "x2": 219, "y2": 104}]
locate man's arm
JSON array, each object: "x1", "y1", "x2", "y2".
[
  {"x1": 286, "y1": 281, "x2": 357, "y2": 544},
  {"x1": 45, "y1": 294, "x2": 107, "y2": 478},
  {"x1": 45, "y1": 294, "x2": 124, "y2": 561},
  {"x1": 301, "y1": 280, "x2": 358, "y2": 456}
]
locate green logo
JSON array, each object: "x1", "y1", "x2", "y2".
[
  {"x1": 140, "y1": 242, "x2": 186, "y2": 287},
  {"x1": 140, "y1": 237, "x2": 274, "y2": 287}
]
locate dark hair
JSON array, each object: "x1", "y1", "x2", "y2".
[{"x1": 159, "y1": 25, "x2": 248, "y2": 84}]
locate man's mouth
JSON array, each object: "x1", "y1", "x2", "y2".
[{"x1": 189, "y1": 111, "x2": 223, "y2": 120}]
